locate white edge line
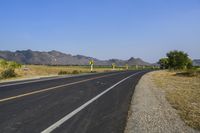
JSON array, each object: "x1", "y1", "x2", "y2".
[{"x1": 41, "y1": 71, "x2": 142, "y2": 133}]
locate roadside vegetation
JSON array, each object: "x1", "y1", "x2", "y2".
[
  {"x1": 152, "y1": 71, "x2": 200, "y2": 130},
  {"x1": 0, "y1": 59, "x2": 156, "y2": 82},
  {"x1": 0, "y1": 64, "x2": 111, "y2": 81},
  {"x1": 0, "y1": 59, "x2": 21, "y2": 79},
  {"x1": 156, "y1": 50, "x2": 200, "y2": 130}
]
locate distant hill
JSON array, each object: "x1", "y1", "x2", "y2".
[
  {"x1": 193, "y1": 59, "x2": 200, "y2": 66},
  {"x1": 0, "y1": 50, "x2": 152, "y2": 66}
]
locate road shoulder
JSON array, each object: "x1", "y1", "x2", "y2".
[{"x1": 125, "y1": 71, "x2": 199, "y2": 133}]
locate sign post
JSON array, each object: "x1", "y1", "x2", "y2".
[
  {"x1": 125, "y1": 64, "x2": 129, "y2": 70},
  {"x1": 112, "y1": 63, "x2": 116, "y2": 70},
  {"x1": 89, "y1": 60, "x2": 94, "y2": 72}
]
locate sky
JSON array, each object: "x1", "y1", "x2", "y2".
[{"x1": 0, "y1": 0, "x2": 200, "y2": 63}]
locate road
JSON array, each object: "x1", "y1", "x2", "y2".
[{"x1": 0, "y1": 70, "x2": 148, "y2": 133}]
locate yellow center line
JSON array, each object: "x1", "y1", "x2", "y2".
[{"x1": 0, "y1": 72, "x2": 125, "y2": 103}]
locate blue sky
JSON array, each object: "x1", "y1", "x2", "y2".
[{"x1": 0, "y1": 0, "x2": 200, "y2": 62}]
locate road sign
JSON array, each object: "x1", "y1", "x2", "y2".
[
  {"x1": 112, "y1": 63, "x2": 116, "y2": 70},
  {"x1": 89, "y1": 60, "x2": 94, "y2": 72}
]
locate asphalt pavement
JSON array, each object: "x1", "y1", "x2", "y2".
[{"x1": 0, "y1": 70, "x2": 148, "y2": 133}]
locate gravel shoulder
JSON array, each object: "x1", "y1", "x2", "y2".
[{"x1": 125, "y1": 71, "x2": 199, "y2": 133}]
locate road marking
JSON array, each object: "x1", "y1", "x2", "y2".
[
  {"x1": 0, "y1": 72, "x2": 127, "y2": 103},
  {"x1": 41, "y1": 71, "x2": 142, "y2": 133}
]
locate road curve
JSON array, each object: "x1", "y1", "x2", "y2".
[{"x1": 0, "y1": 70, "x2": 148, "y2": 133}]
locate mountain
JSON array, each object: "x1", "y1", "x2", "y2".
[
  {"x1": 193, "y1": 59, "x2": 200, "y2": 66},
  {"x1": 0, "y1": 50, "x2": 152, "y2": 66},
  {"x1": 127, "y1": 57, "x2": 151, "y2": 66}
]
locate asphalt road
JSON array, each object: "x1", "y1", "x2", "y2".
[{"x1": 0, "y1": 70, "x2": 148, "y2": 133}]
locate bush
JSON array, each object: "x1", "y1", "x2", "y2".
[
  {"x1": 72, "y1": 70, "x2": 79, "y2": 74},
  {"x1": 8, "y1": 61, "x2": 22, "y2": 69},
  {"x1": 0, "y1": 59, "x2": 8, "y2": 69},
  {"x1": 58, "y1": 70, "x2": 69, "y2": 75},
  {"x1": 0, "y1": 59, "x2": 22, "y2": 69},
  {"x1": 1, "y1": 69, "x2": 17, "y2": 79},
  {"x1": 90, "y1": 71, "x2": 97, "y2": 73},
  {"x1": 58, "y1": 70, "x2": 81, "y2": 75}
]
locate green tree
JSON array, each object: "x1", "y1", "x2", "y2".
[
  {"x1": 158, "y1": 58, "x2": 169, "y2": 69},
  {"x1": 166, "y1": 50, "x2": 192, "y2": 69},
  {"x1": 186, "y1": 58, "x2": 193, "y2": 69}
]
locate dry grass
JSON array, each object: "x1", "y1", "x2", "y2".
[
  {"x1": 151, "y1": 70, "x2": 200, "y2": 130},
  {"x1": 0, "y1": 65, "x2": 116, "y2": 81}
]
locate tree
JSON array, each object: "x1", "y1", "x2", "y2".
[
  {"x1": 186, "y1": 58, "x2": 193, "y2": 69},
  {"x1": 166, "y1": 50, "x2": 192, "y2": 69},
  {"x1": 158, "y1": 58, "x2": 169, "y2": 69}
]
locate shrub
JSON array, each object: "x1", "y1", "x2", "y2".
[
  {"x1": 90, "y1": 71, "x2": 97, "y2": 73},
  {"x1": 0, "y1": 59, "x2": 8, "y2": 69},
  {"x1": 58, "y1": 70, "x2": 69, "y2": 75},
  {"x1": 8, "y1": 61, "x2": 22, "y2": 69},
  {"x1": 72, "y1": 70, "x2": 79, "y2": 74},
  {"x1": 1, "y1": 68, "x2": 17, "y2": 79}
]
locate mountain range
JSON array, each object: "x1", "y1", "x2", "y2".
[{"x1": 0, "y1": 50, "x2": 152, "y2": 66}]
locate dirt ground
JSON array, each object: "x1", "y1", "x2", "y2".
[{"x1": 125, "y1": 71, "x2": 199, "y2": 133}]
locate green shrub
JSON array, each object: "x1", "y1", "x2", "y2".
[
  {"x1": 58, "y1": 70, "x2": 69, "y2": 75},
  {"x1": 1, "y1": 69, "x2": 17, "y2": 79}
]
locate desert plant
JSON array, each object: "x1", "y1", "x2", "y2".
[
  {"x1": 58, "y1": 70, "x2": 69, "y2": 75},
  {"x1": 8, "y1": 61, "x2": 22, "y2": 69},
  {"x1": 1, "y1": 68, "x2": 17, "y2": 79},
  {"x1": 72, "y1": 70, "x2": 79, "y2": 74},
  {"x1": 0, "y1": 59, "x2": 8, "y2": 69}
]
